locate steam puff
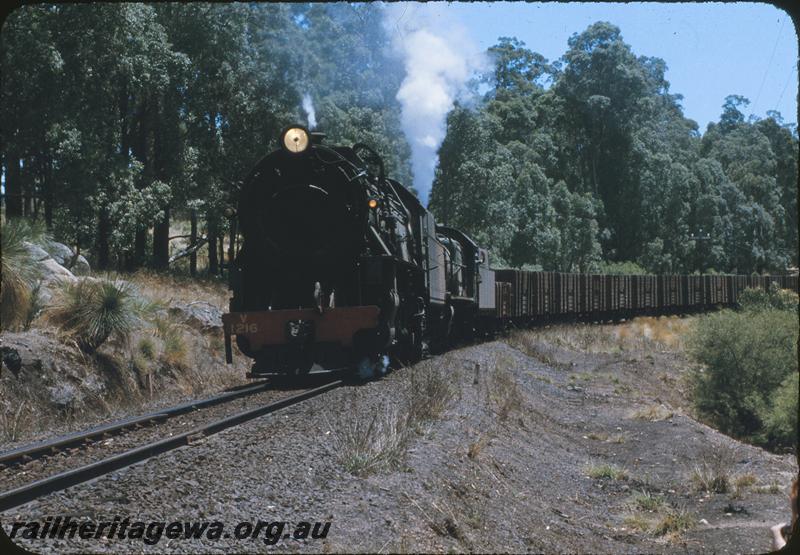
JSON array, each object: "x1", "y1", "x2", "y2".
[
  {"x1": 302, "y1": 93, "x2": 317, "y2": 130},
  {"x1": 383, "y1": 3, "x2": 486, "y2": 205}
]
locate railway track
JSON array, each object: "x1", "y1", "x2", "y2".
[{"x1": 0, "y1": 379, "x2": 342, "y2": 513}]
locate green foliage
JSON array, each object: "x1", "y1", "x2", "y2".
[
  {"x1": 432, "y1": 21, "x2": 796, "y2": 273},
  {"x1": 598, "y1": 260, "x2": 647, "y2": 275},
  {"x1": 47, "y1": 279, "x2": 152, "y2": 353},
  {"x1": 761, "y1": 372, "x2": 798, "y2": 447},
  {"x1": 688, "y1": 296, "x2": 798, "y2": 449},
  {"x1": 2, "y1": 8, "x2": 796, "y2": 275},
  {"x1": 1, "y1": 3, "x2": 410, "y2": 271},
  {"x1": 737, "y1": 283, "x2": 799, "y2": 312},
  {"x1": 1, "y1": 218, "x2": 45, "y2": 330}
]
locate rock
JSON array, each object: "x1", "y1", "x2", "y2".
[
  {"x1": 39, "y1": 258, "x2": 77, "y2": 283},
  {"x1": 83, "y1": 374, "x2": 106, "y2": 394},
  {"x1": 0, "y1": 346, "x2": 23, "y2": 376},
  {"x1": 49, "y1": 383, "x2": 78, "y2": 407},
  {"x1": 23, "y1": 241, "x2": 51, "y2": 262},
  {"x1": 72, "y1": 254, "x2": 91, "y2": 275},
  {"x1": 44, "y1": 240, "x2": 75, "y2": 267},
  {"x1": 169, "y1": 301, "x2": 223, "y2": 332},
  {"x1": 30, "y1": 257, "x2": 77, "y2": 306},
  {"x1": 722, "y1": 503, "x2": 748, "y2": 515}
]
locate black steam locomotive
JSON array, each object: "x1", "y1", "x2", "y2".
[
  {"x1": 222, "y1": 125, "x2": 493, "y2": 377},
  {"x1": 221, "y1": 126, "x2": 797, "y2": 378}
]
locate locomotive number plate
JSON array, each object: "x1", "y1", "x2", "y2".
[{"x1": 232, "y1": 322, "x2": 258, "y2": 334}]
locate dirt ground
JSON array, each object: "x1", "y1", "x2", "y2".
[{"x1": 2, "y1": 316, "x2": 796, "y2": 553}]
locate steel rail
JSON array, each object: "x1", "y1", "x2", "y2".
[
  {"x1": 0, "y1": 380, "x2": 274, "y2": 468},
  {"x1": 0, "y1": 380, "x2": 342, "y2": 513}
]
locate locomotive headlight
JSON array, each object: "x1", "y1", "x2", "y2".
[
  {"x1": 281, "y1": 126, "x2": 310, "y2": 154},
  {"x1": 368, "y1": 199, "x2": 379, "y2": 209}
]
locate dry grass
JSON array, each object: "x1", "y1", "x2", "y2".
[
  {"x1": 614, "y1": 316, "x2": 690, "y2": 351},
  {"x1": 123, "y1": 269, "x2": 229, "y2": 309},
  {"x1": 631, "y1": 490, "x2": 667, "y2": 512},
  {"x1": 0, "y1": 393, "x2": 30, "y2": 442},
  {"x1": 509, "y1": 316, "x2": 693, "y2": 360},
  {"x1": 608, "y1": 433, "x2": 627, "y2": 444},
  {"x1": 506, "y1": 330, "x2": 566, "y2": 368},
  {"x1": 754, "y1": 482, "x2": 782, "y2": 494},
  {"x1": 467, "y1": 433, "x2": 490, "y2": 460},
  {"x1": 586, "y1": 462, "x2": 629, "y2": 480},
  {"x1": 405, "y1": 360, "x2": 456, "y2": 425},
  {"x1": 623, "y1": 513, "x2": 653, "y2": 533},
  {"x1": 1, "y1": 218, "x2": 45, "y2": 331},
  {"x1": 624, "y1": 496, "x2": 694, "y2": 539},
  {"x1": 332, "y1": 360, "x2": 460, "y2": 476},
  {"x1": 687, "y1": 445, "x2": 738, "y2": 495},
  {"x1": 732, "y1": 473, "x2": 758, "y2": 497},
  {"x1": 331, "y1": 407, "x2": 410, "y2": 476},
  {"x1": 690, "y1": 461, "x2": 731, "y2": 494},
  {"x1": 652, "y1": 507, "x2": 695, "y2": 536},
  {"x1": 151, "y1": 316, "x2": 190, "y2": 368},
  {"x1": 631, "y1": 404, "x2": 674, "y2": 421},
  {"x1": 488, "y1": 357, "x2": 524, "y2": 421}
]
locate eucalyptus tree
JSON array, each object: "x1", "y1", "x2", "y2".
[{"x1": 0, "y1": 5, "x2": 63, "y2": 222}]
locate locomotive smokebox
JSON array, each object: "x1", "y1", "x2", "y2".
[{"x1": 263, "y1": 183, "x2": 354, "y2": 265}]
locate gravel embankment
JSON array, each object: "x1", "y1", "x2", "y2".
[{"x1": 2, "y1": 333, "x2": 795, "y2": 553}]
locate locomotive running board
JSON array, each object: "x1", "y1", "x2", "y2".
[{"x1": 222, "y1": 306, "x2": 381, "y2": 362}]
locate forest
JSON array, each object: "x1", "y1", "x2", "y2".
[{"x1": 2, "y1": 3, "x2": 797, "y2": 276}]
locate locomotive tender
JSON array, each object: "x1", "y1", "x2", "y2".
[{"x1": 222, "y1": 126, "x2": 797, "y2": 377}]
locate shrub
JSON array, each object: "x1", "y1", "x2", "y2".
[
  {"x1": 48, "y1": 278, "x2": 149, "y2": 353},
  {"x1": 687, "y1": 302, "x2": 797, "y2": 448},
  {"x1": 760, "y1": 372, "x2": 798, "y2": 447},
  {"x1": 1, "y1": 218, "x2": 44, "y2": 330},
  {"x1": 737, "y1": 284, "x2": 798, "y2": 312}
]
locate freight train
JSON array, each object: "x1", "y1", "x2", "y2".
[{"x1": 221, "y1": 126, "x2": 797, "y2": 378}]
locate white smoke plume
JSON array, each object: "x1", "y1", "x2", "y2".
[
  {"x1": 302, "y1": 93, "x2": 317, "y2": 130},
  {"x1": 382, "y1": 2, "x2": 487, "y2": 205}
]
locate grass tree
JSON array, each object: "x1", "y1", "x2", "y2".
[{"x1": 47, "y1": 278, "x2": 155, "y2": 353}]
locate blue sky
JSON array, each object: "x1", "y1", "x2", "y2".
[{"x1": 412, "y1": 1, "x2": 797, "y2": 132}]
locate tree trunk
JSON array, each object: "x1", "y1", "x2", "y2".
[
  {"x1": 151, "y1": 98, "x2": 170, "y2": 269},
  {"x1": 190, "y1": 209, "x2": 198, "y2": 276},
  {"x1": 208, "y1": 223, "x2": 219, "y2": 275},
  {"x1": 4, "y1": 153, "x2": 22, "y2": 217},
  {"x1": 23, "y1": 160, "x2": 33, "y2": 217},
  {"x1": 43, "y1": 156, "x2": 54, "y2": 229},
  {"x1": 97, "y1": 209, "x2": 110, "y2": 270},
  {"x1": 131, "y1": 93, "x2": 150, "y2": 269},
  {"x1": 218, "y1": 234, "x2": 224, "y2": 273},
  {"x1": 153, "y1": 206, "x2": 170, "y2": 269}
]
